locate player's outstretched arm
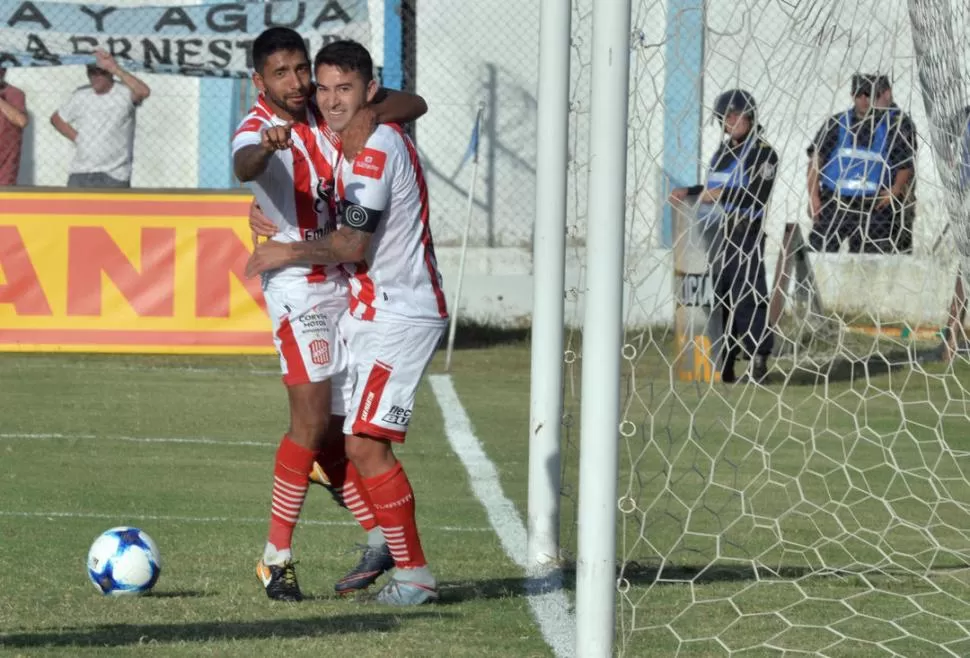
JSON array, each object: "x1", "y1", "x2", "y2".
[
  {"x1": 234, "y1": 124, "x2": 293, "y2": 182},
  {"x1": 245, "y1": 225, "x2": 373, "y2": 277}
]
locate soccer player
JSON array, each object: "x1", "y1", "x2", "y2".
[
  {"x1": 232, "y1": 27, "x2": 427, "y2": 602},
  {"x1": 246, "y1": 39, "x2": 448, "y2": 606}
]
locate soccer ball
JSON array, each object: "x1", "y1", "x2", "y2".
[{"x1": 86, "y1": 526, "x2": 161, "y2": 596}]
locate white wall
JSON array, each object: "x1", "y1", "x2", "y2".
[{"x1": 9, "y1": 66, "x2": 200, "y2": 188}]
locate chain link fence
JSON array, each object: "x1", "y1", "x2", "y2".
[{"x1": 1, "y1": 0, "x2": 541, "y2": 247}]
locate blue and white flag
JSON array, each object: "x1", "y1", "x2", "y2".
[
  {"x1": 453, "y1": 104, "x2": 485, "y2": 177},
  {"x1": 0, "y1": 0, "x2": 370, "y2": 77}
]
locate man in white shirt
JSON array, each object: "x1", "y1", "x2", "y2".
[{"x1": 51, "y1": 49, "x2": 151, "y2": 188}]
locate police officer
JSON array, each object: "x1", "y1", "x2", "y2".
[
  {"x1": 669, "y1": 89, "x2": 779, "y2": 383},
  {"x1": 807, "y1": 74, "x2": 915, "y2": 253},
  {"x1": 873, "y1": 75, "x2": 918, "y2": 253}
]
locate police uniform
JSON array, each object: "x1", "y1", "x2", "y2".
[
  {"x1": 684, "y1": 90, "x2": 779, "y2": 383},
  {"x1": 808, "y1": 75, "x2": 915, "y2": 254},
  {"x1": 880, "y1": 98, "x2": 918, "y2": 252}
]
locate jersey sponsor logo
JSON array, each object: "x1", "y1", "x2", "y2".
[
  {"x1": 382, "y1": 405, "x2": 412, "y2": 427},
  {"x1": 353, "y1": 148, "x2": 387, "y2": 179},
  {"x1": 309, "y1": 339, "x2": 331, "y2": 366},
  {"x1": 303, "y1": 227, "x2": 328, "y2": 241}
]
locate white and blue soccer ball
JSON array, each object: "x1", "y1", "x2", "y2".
[{"x1": 86, "y1": 526, "x2": 161, "y2": 596}]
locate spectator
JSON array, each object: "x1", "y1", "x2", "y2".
[
  {"x1": 873, "y1": 75, "x2": 917, "y2": 253},
  {"x1": 0, "y1": 65, "x2": 28, "y2": 186},
  {"x1": 50, "y1": 50, "x2": 151, "y2": 188},
  {"x1": 807, "y1": 73, "x2": 914, "y2": 254}
]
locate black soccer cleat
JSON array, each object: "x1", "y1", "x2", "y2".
[
  {"x1": 256, "y1": 559, "x2": 303, "y2": 602},
  {"x1": 334, "y1": 543, "x2": 395, "y2": 595}
]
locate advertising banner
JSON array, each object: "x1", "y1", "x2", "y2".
[{"x1": 0, "y1": 190, "x2": 275, "y2": 354}]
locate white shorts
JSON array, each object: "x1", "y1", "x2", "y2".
[
  {"x1": 339, "y1": 314, "x2": 445, "y2": 442},
  {"x1": 265, "y1": 283, "x2": 352, "y2": 416}
]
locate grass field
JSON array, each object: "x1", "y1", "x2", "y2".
[{"x1": 4, "y1": 336, "x2": 970, "y2": 656}]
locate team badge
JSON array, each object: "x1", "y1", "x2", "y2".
[{"x1": 309, "y1": 339, "x2": 331, "y2": 366}]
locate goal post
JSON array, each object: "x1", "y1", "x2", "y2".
[
  {"x1": 527, "y1": 0, "x2": 572, "y2": 571},
  {"x1": 544, "y1": 0, "x2": 970, "y2": 655},
  {"x1": 574, "y1": 0, "x2": 632, "y2": 655}
]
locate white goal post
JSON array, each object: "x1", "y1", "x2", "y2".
[{"x1": 529, "y1": 0, "x2": 970, "y2": 656}]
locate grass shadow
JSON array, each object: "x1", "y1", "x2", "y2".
[
  {"x1": 436, "y1": 321, "x2": 530, "y2": 351},
  {"x1": 783, "y1": 344, "x2": 946, "y2": 386},
  {"x1": 145, "y1": 590, "x2": 212, "y2": 599},
  {"x1": 0, "y1": 612, "x2": 449, "y2": 648}
]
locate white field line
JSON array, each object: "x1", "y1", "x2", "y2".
[
  {"x1": 0, "y1": 510, "x2": 491, "y2": 534},
  {"x1": 0, "y1": 432, "x2": 491, "y2": 533},
  {"x1": 0, "y1": 362, "x2": 279, "y2": 376},
  {"x1": 429, "y1": 374, "x2": 575, "y2": 658},
  {"x1": 0, "y1": 433, "x2": 276, "y2": 447}
]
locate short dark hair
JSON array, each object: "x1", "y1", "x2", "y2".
[
  {"x1": 252, "y1": 27, "x2": 309, "y2": 74},
  {"x1": 874, "y1": 75, "x2": 892, "y2": 96},
  {"x1": 314, "y1": 40, "x2": 374, "y2": 83},
  {"x1": 851, "y1": 73, "x2": 877, "y2": 98}
]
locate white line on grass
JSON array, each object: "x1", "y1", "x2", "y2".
[
  {"x1": 0, "y1": 510, "x2": 492, "y2": 534},
  {"x1": 429, "y1": 374, "x2": 575, "y2": 658},
  {"x1": 0, "y1": 362, "x2": 280, "y2": 376},
  {"x1": 0, "y1": 433, "x2": 276, "y2": 447}
]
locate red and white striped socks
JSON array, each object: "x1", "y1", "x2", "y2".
[
  {"x1": 361, "y1": 462, "x2": 434, "y2": 585},
  {"x1": 264, "y1": 435, "x2": 315, "y2": 565}
]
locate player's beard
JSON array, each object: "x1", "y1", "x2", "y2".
[{"x1": 266, "y1": 88, "x2": 308, "y2": 121}]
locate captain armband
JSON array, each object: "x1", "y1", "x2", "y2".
[{"x1": 339, "y1": 201, "x2": 384, "y2": 233}]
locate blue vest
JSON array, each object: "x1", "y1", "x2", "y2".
[
  {"x1": 704, "y1": 136, "x2": 762, "y2": 219},
  {"x1": 821, "y1": 109, "x2": 892, "y2": 197}
]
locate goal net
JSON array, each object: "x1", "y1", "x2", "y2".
[{"x1": 561, "y1": 0, "x2": 970, "y2": 654}]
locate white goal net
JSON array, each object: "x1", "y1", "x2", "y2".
[{"x1": 561, "y1": 0, "x2": 970, "y2": 655}]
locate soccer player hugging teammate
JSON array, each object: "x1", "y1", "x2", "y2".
[
  {"x1": 246, "y1": 40, "x2": 448, "y2": 606},
  {"x1": 232, "y1": 28, "x2": 427, "y2": 602}
]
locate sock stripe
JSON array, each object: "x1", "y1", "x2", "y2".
[
  {"x1": 273, "y1": 476, "x2": 308, "y2": 494},
  {"x1": 271, "y1": 507, "x2": 301, "y2": 523},
  {"x1": 273, "y1": 488, "x2": 308, "y2": 504}
]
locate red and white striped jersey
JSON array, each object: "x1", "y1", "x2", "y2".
[
  {"x1": 336, "y1": 124, "x2": 448, "y2": 325},
  {"x1": 231, "y1": 97, "x2": 346, "y2": 292}
]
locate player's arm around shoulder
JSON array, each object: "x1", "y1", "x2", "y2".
[{"x1": 245, "y1": 133, "x2": 393, "y2": 277}]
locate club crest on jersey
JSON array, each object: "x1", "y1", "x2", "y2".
[
  {"x1": 353, "y1": 148, "x2": 387, "y2": 179},
  {"x1": 309, "y1": 339, "x2": 331, "y2": 366}
]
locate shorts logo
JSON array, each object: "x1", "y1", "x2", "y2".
[
  {"x1": 360, "y1": 392, "x2": 375, "y2": 422},
  {"x1": 382, "y1": 405, "x2": 412, "y2": 427},
  {"x1": 309, "y1": 339, "x2": 330, "y2": 366},
  {"x1": 353, "y1": 148, "x2": 386, "y2": 179}
]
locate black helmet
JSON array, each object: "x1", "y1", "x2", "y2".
[{"x1": 713, "y1": 89, "x2": 757, "y2": 125}]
